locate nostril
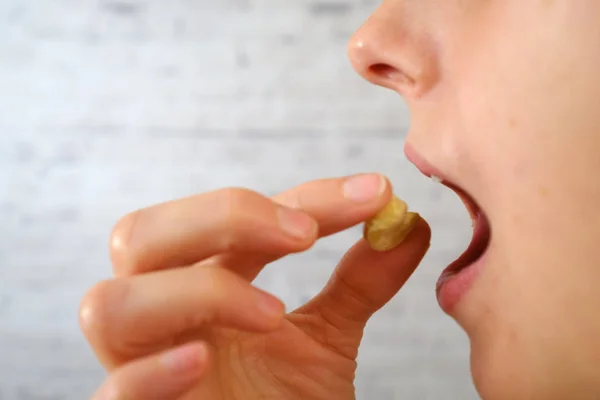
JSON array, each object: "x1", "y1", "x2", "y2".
[
  {"x1": 369, "y1": 63, "x2": 415, "y2": 85},
  {"x1": 369, "y1": 63, "x2": 396, "y2": 78}
]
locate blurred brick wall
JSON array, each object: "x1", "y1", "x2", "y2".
[{"x1": 0, "y1": 1, "x2": 478, "y2": 398}]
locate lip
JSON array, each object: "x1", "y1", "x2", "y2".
[
  {"x1": 404, "y1": 143, "x2": 449, "y2": 182},
  {"x1": 405, "y1": 143, "x2": 491, "y2": 313}
]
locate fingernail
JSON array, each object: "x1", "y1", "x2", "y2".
[
  {"x1": 161, "y1": 343, "x2": 206, "y2": 373},
  {"x1": 256, "y1": 291, "x2": 285, "y2": 319},
  {"x1": 343, "y1": 173, "x2": 386, "y2": 202},
  {"x1": 277, "y1": 206, "x2": 317, "y2": 239}
]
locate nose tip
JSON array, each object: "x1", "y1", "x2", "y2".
[{"x1": 347, "y1": 15, "x2": 438, "y2": 97}]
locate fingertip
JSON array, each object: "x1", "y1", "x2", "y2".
[
  {"x1": 380, "y1": 215, "x2": 431, "y2": 259},
  {"x1": 92, "y1": 342, "x2": 209, "y2": 400},
  {"x1": 109, "y1": 211, "x2": 139, "y2": 277},
  {"x1": 276, "y1": 206, "x2": 319, "y2": 243},
  {"x1": 381, "y1": 174, "x2": 393, "y2": 195},
  {"x1": 160, "y1": 342, "x2": 209, "y2": 376},
  {"x1": 274, "y1": 206, "x2": 321, "y2": 256},
  {"x1": 253, "y1": 290, "x2": 287, "y2": 330},
  {"x1": 347, "y1": 213, "x2": 431, "y2": 267},
  {"x1": 412, "y1": 214, "x2": 432, "y2": 244},
  {"x1": 376, "y1": 175, "x2": 394, "y2": 209},
  {"x1": 342, "y1": 173, "x2": 392, "y2": 205}
]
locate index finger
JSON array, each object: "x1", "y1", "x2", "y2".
[
  {"x1": 273, "y1": 173, "x2": 392, "y2": 237},
  {"x1": 216, "y1": 173, "x2": 395, "y2": 280},
  {"x1": 112, "y1": 173, "x2": 392, "y2": 278}
]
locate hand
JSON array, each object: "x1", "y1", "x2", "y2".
[{"x1": 81, "y1": 174, "x2": 431, "y2": 400}]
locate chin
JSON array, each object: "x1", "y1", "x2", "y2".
[
  {"x1": 470, "y1": 347, "x2": 550, "y2": 400},
  {"x1": 465, "y1": 299, "x2": 558, "y2": 400}
]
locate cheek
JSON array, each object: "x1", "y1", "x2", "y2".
[
  {"x1": 454, "y1": 34, "x2": 600, "y2": 258},
  {"x1": 445, "y1": 1, "x2": 600, "y2": 394},
  {"x1": 460, "y1": 98, "x2": 600, "y2": 397}
]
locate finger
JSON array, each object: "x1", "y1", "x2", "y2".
[
  {"x1": 298, "y1": 217, "x2": 431, "y2": 330},
  {"x1": 79, "y1": 265, "x2": 285, "y2": 368},
  {"x1": 219, "y1": 173, "x2": 394, "y2": 280},
  {"x1": 272, "y1": 173, "x2": 392, "y2": 237},
  {"x1": 91, "y1": 342, "x2": 207, "y2": 400},
  {"x1": 110, "y1": 187, "x2": 318, "y2": 277}
]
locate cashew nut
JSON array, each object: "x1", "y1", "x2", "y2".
[{"x1": 363, "y1": 195, "x2": 420, "y2": 252}]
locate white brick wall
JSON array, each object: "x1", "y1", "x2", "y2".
[{"x1": 0, "y1": 1, "x2": 478, "y2": 398}]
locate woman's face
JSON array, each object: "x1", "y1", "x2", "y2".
[{"x1": 349, "y1": 1, "x2": 600, "y2": 399}]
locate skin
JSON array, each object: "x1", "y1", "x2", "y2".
[
  {"x1": 83, "y1": 1, "x2": 600, "y2": 399},
  {"x1": 349, "y1": 0, "x2": 600, "y2": 398},
  {"x1": 83, "y1": 176, "x2": 431, "y2": 399}
]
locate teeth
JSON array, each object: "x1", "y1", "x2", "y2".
[{"x1": 431, "y1": 175, "x2": 442, "y2": 184}]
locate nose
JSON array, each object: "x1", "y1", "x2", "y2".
[{"x1": 348, "y1": 4, "x2": 439, "y2": 97}]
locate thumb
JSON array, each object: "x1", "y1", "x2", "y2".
[{"x1": 300, "y1": 218, "x2": 431, "y2": 331}]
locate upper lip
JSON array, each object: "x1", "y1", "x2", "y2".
[
  {"x1": 404, "y1": 143, "x2": 481, "y2": 223},
  {"x1": 404, "y1": 143, "x2": 447, "y2": 181}
]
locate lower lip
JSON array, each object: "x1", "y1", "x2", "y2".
[{"x1": 436, "y1": 215, "x2": 489, "y2": 314}]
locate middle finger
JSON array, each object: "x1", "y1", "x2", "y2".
[
  {"x1": 111, "y1": 187, "x2": 319, "y2": 277},
  {"x1": 79, "y1": 264, "x2": 285, "y2": 368}
]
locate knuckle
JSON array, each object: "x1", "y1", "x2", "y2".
[
  {"x1": 79, "y1": 280, "x2": 124, "y2": 340},
  {"x1": 181, "y1": 266, "x2": 229, "y2": 327},
  {"x1": 197, "y1": 265, "x2": 228, "y2": 298},
  {"x1": 279, "y1": 191, "x2": 302, "y2": 210},
  {"x1": 101, "y1": 374, "x2": 129, "y2": 400},
  {"x1": 217, "y1": 187, "x2": 263, "y2": 252},
  {"x1": 109, "y1": 211, "x2": 140, "y2": 275},
  {"x1": 335, "y1": 273, "x2": 378, "y2": 312},
  {"x1": 199, "y1": 265, "x2": 234, "y2": 303},
  {"x1": 219, "y1": 187, "x2": 257, "y2": 217}
]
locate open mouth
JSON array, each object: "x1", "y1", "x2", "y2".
[
  {"x1": 439, "y1": 182, "x2": 491, "y2": 278},
  {"x1": 404, "y1": 144, "x2": 492, "y2": 308}
]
